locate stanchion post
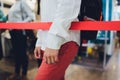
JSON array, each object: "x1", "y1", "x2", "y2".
[{"x1": 103, "y1": 31, "x2": 108, "y2": 69}]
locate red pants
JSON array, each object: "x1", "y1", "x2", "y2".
[{"x1": 35, "y1": 41, "x2": 79, "y2": 80}]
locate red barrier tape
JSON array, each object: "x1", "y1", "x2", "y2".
[{"x1": 0, "y1": 21, "x2": 120, "y2": 30}]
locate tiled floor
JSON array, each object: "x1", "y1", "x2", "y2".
[{"x1": 0, "y1": 48, "x2": 120, "y2": 80}]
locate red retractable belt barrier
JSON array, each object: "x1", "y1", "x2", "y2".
[{"x1": 0, "y1": 21, "x2": 120, "y2": 30}]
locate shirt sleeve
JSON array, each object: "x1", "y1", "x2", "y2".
[
  {"x1": 35, "y1": 30, "x2": 42, "y2": 47},
  {"x1": 46, "y1": 0, "x2": 81, "y2": 49}
]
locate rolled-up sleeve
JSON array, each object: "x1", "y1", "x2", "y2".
[
  {"x1": 35, "y1": 30, "x2": 43, "y2": 47},
  {"x1": 47, "y1": 0, "x2": 81, "y2": 49}
]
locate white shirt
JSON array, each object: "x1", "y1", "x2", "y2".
[
  {"x1": 8, "y1": 0, "x2": 35, "y2": 22},
  {"x1": 36, "y1": 0, "x2": 81, "y2": 50}
]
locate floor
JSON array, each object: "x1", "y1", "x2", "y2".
[
  {"x1": 65, "y1": 48, "x2": 120, "y2": 80},
  {"x1": 0, "y1": 48, "x2": 120, "y2": 80}
]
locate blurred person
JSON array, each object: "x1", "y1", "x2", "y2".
[
  {"x1": 0, "y1": 29, "x2": 3, "y2": 60},
  {"x1": 0, "y1": 9, "x2": 7, "y2": 22},
  {"x1": 34, "y1": 0, "x2": 81, "y2": 80},
  {"x1": 77, "y1": 0, "x2": 102, "y2": 61},
  {"x1": 113, "y1": 2, "x2": 120, "y2": 48},
  {"x1": 0, "y1": 9, "x2": 7, "y2": 60},
  {"x1": 7, "y1": 0, "x2": 35, "y2": 80},
  {"x1": 117, "y1": 0, "x2": 120, "y2": 5}
]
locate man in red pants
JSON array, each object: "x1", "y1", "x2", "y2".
[{"x1": 34, "y1": 0, "x2": 82, "y2": 80}]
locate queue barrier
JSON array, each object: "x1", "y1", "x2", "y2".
[
  {"x1": 0, "y1": 21, "x2": 120, "y2": 30},
  {"x1": 0, "y1": 21, "x2": 119, "y2": 70}
]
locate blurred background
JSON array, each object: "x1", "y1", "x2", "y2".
[{"x1": 0, "y1": 0, "x2": 120, "y2": 80}]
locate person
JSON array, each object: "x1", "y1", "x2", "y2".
[
  {"x1": 0, "y1": 9, "x2": 7, "y2": 60},
  {"x1": 117, "y1": 0, "x2": 120, "y2": 5},
  {"x1": 113, "y1": 2, "x2": 120, "y2": 48},
  {"x1": 0, "y1": 29, "x2": 3, "y2": 60},
  {"x1": 76, "y1": 0, "x2": 102, "y2": 61},
  {"x1": 34, "y1": 0, "x2": 81, "y2": 80},
  {"x1": 7, "y1": 0, "x2": 35, "y2": 80}
]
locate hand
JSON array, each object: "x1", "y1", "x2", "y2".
[
  {"x1": 34, "y1": 47, "x2": 41, "y2": 59},
  {"x1": 44, "y1": 47, "x2": 59, "y2": 64}
]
